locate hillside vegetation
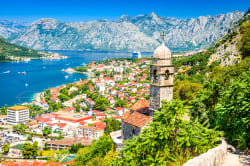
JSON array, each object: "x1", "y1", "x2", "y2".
[{"x1": 0, "y1": 36, "x2": 44, "y2": 62}]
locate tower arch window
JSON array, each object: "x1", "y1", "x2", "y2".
[
  {"x1": 153, "y1": 70, "x2": 158, "y2": 81},
  {"x1": 165, "y1": 70, "x2": 170, "y2": 80}
]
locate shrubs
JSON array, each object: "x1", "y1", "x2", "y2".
[
  {"x1": 112, "y1": 100, "x2": 221, "y2": 166},
  {"x1": 240, "y1": 21, "x2": 250, "y2": 58},
  {"x1": 215, "y1": 70, "x2": 250, "y2": 150},
  {"x1": 74, "y1": 135, "x2": 114, "y2": 165}
]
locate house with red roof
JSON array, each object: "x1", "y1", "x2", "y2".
[
  {"x1": 121, "y1": 100, "x2": 152, "y2": 140},
  {"x1": 36, "y1": 117, "x2": 52, "y2": 129}
]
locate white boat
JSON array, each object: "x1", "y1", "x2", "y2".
[
  {"x1": 65, "y1": 75, "x2": 69, "y2": 79},
  {"x1": 3, "y1": 70, "x2": 10, "y2": 73},
  {"x1": 25, "y1": 83, "x2": 28, "y2": 87},
  {"x1": 132, "y1": 51, "x2": 142, "y2": 58}
]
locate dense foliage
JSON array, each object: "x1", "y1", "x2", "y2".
[
  {"x1": 188, "y1": 58, "x2": 250, "y2": 150},
  {"x1": 23, "y1": 141, "x2": 39, "y2": 159},
  {"x1": 112, "y1": 100, "x2": 221, "y2": 166},
  {"x1": 104, "y1": 118, "x2": 121, "y2": 135},
  {"x1": 69, "y1": 143, "x2": 85, "y2": 154},
  {"x1": 239, "y1": 21, "x2": 250, "y2": 58},
  {"x1": 1, "y1": 144, "x2": 10, "y2": 154},
  {"x1": 215, "y1": 70, "x2": 250, "y2": 150},
  {"x1": 73, "y1": 135, "x2": 114, "y2": 165}
]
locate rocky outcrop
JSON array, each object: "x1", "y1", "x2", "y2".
[{"x1": 1, "y1": 11, "x2": 244, "y2": 52}]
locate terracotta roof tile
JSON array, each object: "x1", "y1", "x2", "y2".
[
  {"x1": 123, "y1": 112, "x2": 152, "y2": 128},
  {"x1": 130, "y1": 100, "x2": 149, "y2": 113},
  {"x1": 121, "y1": 111, "x2": 130, "y2": 120}
]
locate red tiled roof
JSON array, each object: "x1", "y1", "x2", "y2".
[
  {"x1": 64, "y1": 159, "x2": 74, "y2": 165},
  {"x1": 80, "y1": 121, "x2": 86, "y2": 125},
  {"x1": 41, "y1": 100, "x2": 47, "y2": 104},
  {"x1": 121, "y1": 111, "x2": 130, "y2": 120},
  {"x1": 19, "y1": 161, "x2": 31, "y2": 166},
  {"x1": 57, "y1": 123, "x2": 67, "y2": 127},
  {"x1": 36, "y1": 117, "x2": 52, "y2": 123},
  {"x1": 61, "y1": 107, "x2": 75, "y2": 112},
  {"x1": 116, "y1": 107, "x2": 123, "y2": 111},
  {"x1": 123, "y1": 112, "x2": 152, "y2": 128},
  {"x1": 130, "y1": 100, "x2": 149, "y2": 113},
  {"x1": 113, "y1": 116, "x2": 121, "y2": 119},
  {"x1": 2, "y1": 161, "x2": 19, "y2": 166},
  {"x1": 48, "y1": 161, "x2": 63, "y2": 166},
  {"x1": 32, "y1": 160, "x2": 46, "y2": 166},
  {"x1": 93, "y1": 110, "x2": 99, "y2": 113},
  {"x1": 96, "y1": 113, "x2": 105, "y2": 116}
]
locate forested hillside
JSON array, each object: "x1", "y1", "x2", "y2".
[{"x1": 0, "y1": 35, "x2": 44, "y2": 62}]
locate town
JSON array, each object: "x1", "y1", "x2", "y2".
[{"x1": 0, "y1": 57, "x2": 152, "y2": 165}]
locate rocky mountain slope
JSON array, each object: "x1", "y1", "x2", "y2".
[
  {"x1": 3, "y1": 11, "x2": 245, "y2": 52},
  {"x1": 0, "y1": 20, "x2": 28, "y2": 38},
  {"x1": 208, "y1": 10, "x2": 250, "y2": 66}
]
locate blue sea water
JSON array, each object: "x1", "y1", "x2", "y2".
[{"x1": 0, "y1": 50, "x2": 152, "y2": 107}]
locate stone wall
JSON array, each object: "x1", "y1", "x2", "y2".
[
  {"x1": 183, "y1": 139, "x2": 227, "y2": 166},
  {"x1": 121, "y1": 121, "x2": 141, "y2": 140}
]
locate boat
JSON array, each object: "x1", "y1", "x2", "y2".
[
  {"x1": 22, "y1": 72, "x2": 26, "y2": 75},
  {"x1": 65, "y1": 75, "x2": 69, "y2": 79},
  {"x1": 3, "y1": 70, "x2": 10, "y2": 73},
  {"x1": 25, "y1": 83, "x2": 28, "y2": 87},
  {"x1": 132, "y1": 51, "x2": 142, "y2": 58}
]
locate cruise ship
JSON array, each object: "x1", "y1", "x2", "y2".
[{"x1": 132, "y1": 51, "x2": 142, "y2": 58}]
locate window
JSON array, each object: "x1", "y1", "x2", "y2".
[
  {"x1": 165, "y1": 70, "x2": 170, "y2": 80},
  {"x1": 153, "y1": 70, "x2": 158, "y2": 81}
]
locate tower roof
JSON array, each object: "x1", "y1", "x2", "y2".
[{"x1": 153, "y1": 42, "x2": 171, "y2": 59}]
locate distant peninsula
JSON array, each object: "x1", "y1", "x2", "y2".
[{"x1": 0, "y1": 36, "x2": 66, "y2": 62}]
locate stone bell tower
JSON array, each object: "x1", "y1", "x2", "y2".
[{"x1": 149, "y1": 32, "x2": 174, "y2": 116}]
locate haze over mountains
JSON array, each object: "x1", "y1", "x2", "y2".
[{"x1": 0, "y1": 11, "x2": 244, "y2": 52}]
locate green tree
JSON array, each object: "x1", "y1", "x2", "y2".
[
  {"x1": 115, "y1": 99, "x2": 127, "y2": 108},
  {"x1": 43, "y1": 127, "x2": 52, "y2": 136},
  {"x1": 174, "y1": 80, "x2": 202, "y2": 100},
  {"x1": 1, "y1": 144, "x2": 10, "y2": 154},
  {"x1": 23, "y1": 143, "x2": 34, "y2": 159},
  {"x1": 104, "y1": 118, "x2": 121, "y2": 134},
  {"x1": 215, "y1": 70, "x2": 250, "y2": 150},
  {"x1": 13, "y1": 123, "x2": 27, "y2": 133},
  {"x1": 69, "y1": 143, "x2": 84, "y2": 154},
  {"x1": 74, "y1": 135, "x2": 114, "y2": 165},
  {"x1": 0, "y1": 104, "x2": 8, "y2": 115},
  {"x1": 94, "y1": 95, "x2": 110, "y2": 111},
  {"x1": 239, "y1": 21, "x2": 250, "y2": 58}
]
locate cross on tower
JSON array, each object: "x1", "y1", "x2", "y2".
[{"x1": 160, "y1": 31, "x2": 166, "y2": 42}]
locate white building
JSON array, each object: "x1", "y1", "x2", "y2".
[{"x1": 7, "y1": 106, "x2": 29, "y2": 126}]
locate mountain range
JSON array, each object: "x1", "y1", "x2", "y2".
[{"x1": 0, "y1": 11, "x2": 244, "y2": 52}]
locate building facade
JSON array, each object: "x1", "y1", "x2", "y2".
[{"x1": 7, "y1": 106, "x2": 29, "y2": 126}]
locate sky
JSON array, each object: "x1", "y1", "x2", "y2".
[{"x1": 0, "y1": 0, "x2": 249, "y2": 22}]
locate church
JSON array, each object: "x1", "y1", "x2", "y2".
[{"x1": 110, "y1": 36, "x2": 174, "y2": 150}]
